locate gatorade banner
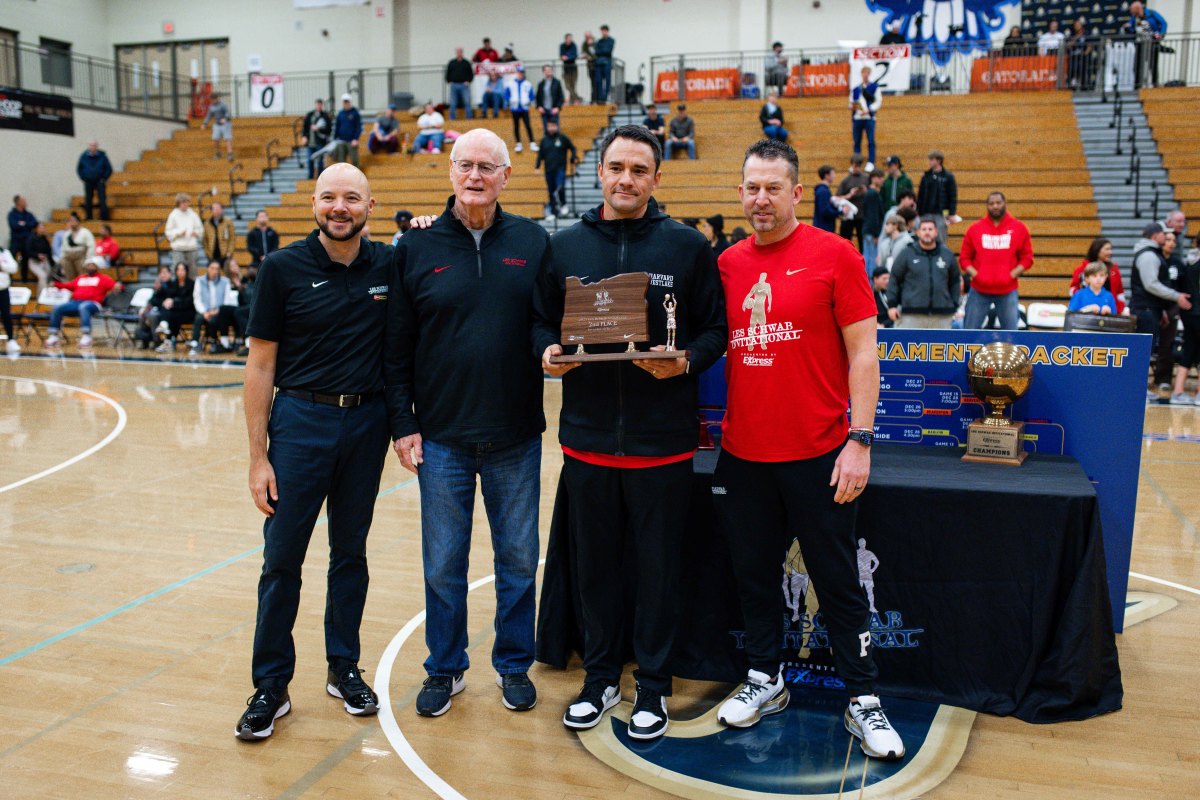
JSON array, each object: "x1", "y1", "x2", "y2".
[
  {"x1": 785, "y1": 62, "x2": 849, "y2": 96},
  {"x1": 653, "y1": 68, "x2": 740, "y2": 102},
  {"x1": 971, "y1": 54, "x2": 1060, "y2": 91}
]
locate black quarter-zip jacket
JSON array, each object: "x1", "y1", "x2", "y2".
[
  {"x1": 532, "y1": 198, "x2": 728, "y2": 456},
  {"x1": 383, "y1": 196, "x2": 549, "y2": 443}
]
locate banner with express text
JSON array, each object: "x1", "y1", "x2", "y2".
[
  {"x1": 785, "y1": 62, "x2": 849, "y2": 96},
  {"x1": 653, "y1": 68, "x2": 740, "y2": 102},
  {"x1": 970, "y1": 54, "x2": 1060, "y2": 91}
]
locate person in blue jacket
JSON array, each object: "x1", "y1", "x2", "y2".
[
  {"x1": 77, "y1": 141, "x2": 113, "y2": 221},
  {"x1": 1124, "y1": 1, "x2": 1168, "y2": 87},
  {"x1": 812, "y1": 165, "x2": 842, "y2": 232}
]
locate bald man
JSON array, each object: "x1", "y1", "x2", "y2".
[
  {"x1": 384, "y1": 129, "x2": 550, "y2": 717},
  {"x1": 237, "y1": 163, "x2": 394, "y2": 741}
]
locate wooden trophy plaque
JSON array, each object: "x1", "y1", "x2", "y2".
[{"x1": 549, "y1": 273, "x2": 690, "y2": 364}]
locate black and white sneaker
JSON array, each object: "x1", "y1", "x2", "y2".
[
  {"x1": 845, "y1": 694, "x2": 905, "y2": 759},
  {"x1": 234, "y1": 686, "x2": 291, "y2": 741},
  {"x1": 415, "y1": 673, "x2": 465, "y2": 717},
  {"x1": 628, "y1": 684, "x2": 669, "y2": 740},
  {"x1": 495, "y1": 672, "x2": 537, "y2": 711},
  {"x1": 563, "y1": 682, "x2": 621, "y2": 730},
  {"x1": 717, "y1": 669, "x2": 790, "y2": 728},
  {"x1": 326, "y1": 663, "x2": 379, "y2": 716}
]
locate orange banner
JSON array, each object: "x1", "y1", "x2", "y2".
[
  {"x1": 970, "y1": 55, "x2": 1059, "y2": 92},
  {"x1": 785, "y1": 63, "x2": 850, "y2": 97},
  {"x1": 653, "y1": 68, "x2": 740, "y2": 102}
]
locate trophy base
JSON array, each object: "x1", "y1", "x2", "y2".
[
  {"x1": 549, "y1": 349, "x2": 691, "y2": 364},
  {"x1": 962, "y1": 420, "x2": 1029, "y2": 466}
]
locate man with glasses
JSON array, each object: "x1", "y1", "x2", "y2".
[{"x1": 384, "y1": 129, "x2": 550, "y2": 718}]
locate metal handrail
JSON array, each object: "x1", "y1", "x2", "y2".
[
  {"x1": 1151, "y1": 181, "x2": 1161, "y2": 222},
  {"x1": 264, "y1": 139, "x2": 281, "y2": 194},
  {"x1": 292, "y1": 118, "x2": 305, "y2": 168},
  {"x1": 151, "y1": 221, "x2": 167, "y2": 263},
  {"x1": 1131, "y1": 157, "x2": 1142, "y2": 218},
  {"x1": 1115, "y1": 110, "x2": 1123, "y2": 155},
  {"x1": 228, "y1": 164, "x2": 246, "y2": 220}
]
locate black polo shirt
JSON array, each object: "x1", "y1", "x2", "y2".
[{"x1": 247, "y1": 230, "x2": 391, "y2": 394}]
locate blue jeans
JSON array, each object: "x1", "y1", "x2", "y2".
[
  {"x1": 251, "y1": 393, "x2": 390, "y2": 688},
  {"x1": 448, "y1": 83, "x2": 473, "y2": 120},
  {"x1": 862, "y1": 235, "x2": 878, "y2": 276},
  {"x1": 964, "y1": 288, "x2": 1020, "y2": 330},
  {"x1": 305, "y1": 145, "x2": 325, "y2": 179},
  {"x1": 540, "y1": 110, "x2": 559, "y2": 135},
  {"x1": 762, "y1": 124, "x2": 788, "y2": 141},
  {"x1": 412, "y1": 131, "x2": 445, "y2": 152},
  {"x1": 49, "y1": 300, "x2": 102, "y2": 333},
  {"x1": 545, "y1": 166, "x2": 566, "y2": 210},
  {"x1": 593, "y1": 58, "x2": 612, "y2": 103},
  {"x1": 852, "y1": 117, "x2": 876, "y2": 164},
  {"x1": 419, "y1": 437, "x2": 541, "y2": 676},
  {"x1": 664, "y1": 139, "x2": 696, "y2": 160},
  {"x1": 480, "y1": 91, "x2": 504, "y2": 118}
]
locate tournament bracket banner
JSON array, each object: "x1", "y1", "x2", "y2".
[
  {"x1": 249, "y1": 73, "x2": 284, "y2": 114},
  {"x1": 785, "y1": 62, "x2": 848, "y2": 96},
  {"x1": 874, "y1": 329, "x2": 1149, "y2": 632},
  {"x1": 851, "y1": 45, "x2": 912, "y2": 93},
  {"x1": 970, "y1": 54, "x2": 1059, "y2": 91},
  {"x1": 653, "y1": 68, "x2": 740, "y2": 102},
  {"x1": 0, "y1": 87, "x2": 74, "y2": 136}
]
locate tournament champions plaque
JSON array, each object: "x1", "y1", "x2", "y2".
[
  {"x1": 962, "y1": 342, "x2": 1033, "y2": 465},
  {"x1": 549, "y1": 272, "x2": 690, "y2": 363}
]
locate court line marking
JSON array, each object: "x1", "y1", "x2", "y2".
[
  {"x1": 12, "y1": 353, "x2": 247, "y2": 369},
  {"x1": 1129, "y1": 572, "x2": 1200, "y2": 597},
  {"x1": 375, "y1": 558, "x2": 546, "y2": 800},
  {"x1": 0, "y1": 476, "x2": 417, "y2": 667},
  {"x1": 0, "y1": 375, "x2": 127, "y2": 495}
]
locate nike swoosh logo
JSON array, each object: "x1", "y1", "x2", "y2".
[
  {"x1": 623, "y1": 333, "x2": 637, "y2": 339},
  {"x1": 311, "y1": 280, "x2": 329, "y2": 288},
  {"x1": 434, "y1": 266, "x2": 452, "y2": 273},
  {"x1": 786, "y1": 268, "x2": 807, "y2": 276}
]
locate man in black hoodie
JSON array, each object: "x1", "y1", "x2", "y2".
[
  {"x1": 384, "y1": 128, "x2": 549, "y2": 720},
  {"x1": 533, "y1": 124, "x2": 727, "y2": 741}
]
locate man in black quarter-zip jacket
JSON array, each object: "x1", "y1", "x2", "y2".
[
  {"x1": 532, "y1": 124, "x2": 727, "y2": 742},
  {"x1": 384, "y1": 128, "x2": 549, "y2": 719}
]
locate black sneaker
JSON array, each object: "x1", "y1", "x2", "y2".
[
  {"x1": 234, "y1": 686, "x2": 291, "y2": 741},
  {"x1": 415, "y1": 673, "x2": 465, "y2": 717},
  {"x1": 628, "y1": 684, "x2": 669, "y2": 740},
  {"x1": 495, "y1": 672, "x2": 537, "y2": 711},
  {"x1": 326, "y1": 664, "x2": 379, "y2": 716},
  {"x1": 563, "y1": 681, "x2": 621, "y2": 730}
]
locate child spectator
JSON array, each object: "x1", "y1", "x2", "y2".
[
  {"x1": 1069, "y1": 237, "x2": 1126, "y2": 313},
  {"x1": 1067, "y1": 262, "x2": 1118, "y2": 314}
]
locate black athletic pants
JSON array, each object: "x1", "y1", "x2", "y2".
[
  {"x1": 711, "y1": 445, "x2": 877, "y2": 697},
  {"x1": 511, "y1": 110, "x2": 534, "y2": 144},
  {"x1": 562, "y1": 455, "x2": 692, "y2": 695}
]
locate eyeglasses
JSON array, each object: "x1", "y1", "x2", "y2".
[{"x1": 452, "y1": 160, "x2": 506, "y2": 176}]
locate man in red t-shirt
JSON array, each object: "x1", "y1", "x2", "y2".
[
  {"x1": 959, "y1": 191, "x2": 1034, "y2": 329},
  {"x1": 711, "y1": 139, "x2": 904, "y2": 761},
  {"x1": 45, "y1": 256, "x2": 119, "y2": 348}
]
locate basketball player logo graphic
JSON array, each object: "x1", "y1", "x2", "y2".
[
  {"x1": 869, "y1": 0, "x2": 1019, "y2": 66},
  {"x1": 742, "y1": 272, "x2": 773, "y2": 351},
  {"x1": 857, "y1": 537, "x2": 880, "y2": 613}
]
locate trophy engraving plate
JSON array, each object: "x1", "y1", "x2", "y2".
[{"x1": 550, "y1": 273, "x2": 691, "y2": 364}]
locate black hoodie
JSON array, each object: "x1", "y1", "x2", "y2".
[{"x1": 532, "y1": 198, "x2": 727, "y2": 456}]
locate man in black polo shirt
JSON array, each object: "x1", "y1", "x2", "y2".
[{"x1": 235, "y1": 162, "x2": 392, "y2": 741}]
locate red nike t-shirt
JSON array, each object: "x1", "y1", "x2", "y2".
[{"x1": 717, "y1": 223, "x2": 876, "y2": 462}]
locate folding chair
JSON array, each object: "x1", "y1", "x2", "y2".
[
  {"x1": 21, "y1": 287, "x2": 72, "y2": 344},
  {"x1": 7, "y1": 286, "x2": 32, "y2": 344},
  {"x1": 102, "y1": 286, "x2": 154, "y2": 347}
]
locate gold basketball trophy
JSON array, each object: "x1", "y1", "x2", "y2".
[
  {"x1": 549, "y1": 273, "x2": 689, "y2": 363},
  {"x1": 962, "y1": 342, "x2": 1033, "y2": 466}
]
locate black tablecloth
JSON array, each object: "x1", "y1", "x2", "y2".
[{"x1": 535, "y1": 446, "x2": 1123, "y2": 723}]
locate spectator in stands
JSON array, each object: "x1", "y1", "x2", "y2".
[
  {"x1": 446, "y1": 48, "x2": 475, "y2": 120},
  {"x1": 561, "y1": 34, "x2": 580, "y2": 103},
  {"x1": 190, "y1": 260, "x2": 234, "y2": 354},
  {"x1": 229, "y1": 261, "x2": 256, "y2": 356},
  {"x1": 77, "y1": 140, "x2": 113, "y2": 221},
  {"x1": 165, "y1": 193, "x2": 203, "y2": 272},
  {"x1": 1002, "y1": 26, "x2": 1031, "y2": 55},
  {"x1": 203, "y1": 92, "x2": 235, "y2": 161},
  {"x1": 813, "y1": 165, "x2": 842, "y2": 233},
  {"x1": 1158, "y1": 229, "x2": 1186, "y2": 386},
  {"x1": 1037, "y1": 19, "x2": 1065, "y2": 54},
  {"x1": 246, "y1": 210, "x2": 280, "y2": 268},
  {"x1": 392, "y1": 210, "x2": 413, "y2": 245},
  {"x1": 94, "y1": 223, "x2": 120, "y2": 267},
  {"x1": 837, "y1": 154, "x2": 869, "y2": 247},
  {"x1": 664, "y1": 104, "x2": 696, "y2": 160},
  {"x1": 883, "y1": 189, "x2": 917, "y2": 229},
  {"x1": 0, "y1": 247, "x2": 15, "y2": 354},
  {"x1": 7, "y1": 195, "x2": 36, "y2": 283},
  {"x1": 759, "y1": 91, "x2": 788, "y2": 142},
  {"x1": 582, "y1": 32, "x2": 597, "y2": 99},
  {"x1": 698, "y1": 214, "x2": 731, "y2": 256},
  {"x1": 881, "y1": 156, "x2": 912, "y2": 211},
  {"x1": 499, "y1": 45, "x2": 518, "y2": 63},
  {"x1": 368, "y1": 106, "x2": 402, "y2": 155},
  {"x1": 1070, "y1": 238, "x2": 1125, "y2": 313},
  {"x1": 959, "y1": 192, "x2": 1033, "y2": 330},
  {"x1": 764, "y1": 42, "x2": 789, "y2": 92},
  {"x1": 1124, "y1": 1, "x2": 1167, "y2": 88},
  {"x1": 1165, "y1": 209, "x2": 1188, "y2": 250},
  {"x1": 729, "y1": 226, "x2": 748, "y2": 245},
  {"x1": 642, "y1": 104, "x2": 666, "y2": 148},
  {"x1": 849, "y1": 65, "x2": 881, "y2": 170},
  {"x1": 1066, "y1": 18, "x2": 1096, "y2": 90},
  {"x1": 873, "y1": 267, "x2": 894, "y2": 328},
  {"x1": 534, "y1": 118, "x2": 578, "y2": 220},
  {"x1": 887, "y1": 217, "x2": 961, "y2": 328},
  {"x1": 876, "y1": 213, "x2": 913, "y2": 270},
  {"x1": 332, "y1": 94, "x2": 362, "y2": 167},
  {"x1": 536, "y1": 64, "x2": 565, "y2": 134},
  {"x1": 301, "y1": 98, "x2": 332, "y2": 179},
  {"x1": 59, "y1": 212, "x2": 95, "y2": 281},
  {"x1": 480, "y1": 69, "x2": 505, "y2": 118},
  {"x1": 861, "y1": 171, "x2": 885, "y2": 272},
  {"x1": 154, "y1": 261, "x2": 196, "y2": 352},
  {"x1": 917, "y1": 150, "x2": 959, "y2": 241},
  {"x1": 880, "y1": 21, "x2": 906, "y2": 45},
  {"x1": 473, "y1": 37, "x2": 499, "y2": 63},
  {"x1": 411, "y1": 102, "x2": 447, "y2": 154},
  {"x1": 44, "y1": 256, "x2": 119, "y2": 348},
  {"x1": 593, "y1": 25, "x2": 615, "y2": 104},
  {"x1": 507, "y1": 69, "x2": 537, "y2": 153},
  {"x1": 25, "y1": 221, "x2": 52, "y2": 294},
  {"x1": 1068, "y1": 261, "x2": 1118, "y2": 315},
  {"x1": 204, "y1": 202, "x2": 236, "y2": 270},
  {"x1": 1171, "y1": 246, "x2": 1200, "y2": 404},
  {"x1": 136, "y1": 264, "x2": 173, "y2": 349}
]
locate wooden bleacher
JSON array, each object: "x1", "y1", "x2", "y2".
[{"x1": 1142, "y1": 86, "x2": 1200, "y2": 225}]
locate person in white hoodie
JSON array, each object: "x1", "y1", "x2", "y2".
[
  {"x1": 165, "y1": 193, "x2": 203, "y2": 270},
  {"x1": 506, "y1": 68, "x2": 538, "y2": 153},
  {"x1": 189, "y1": 259, "x2": 233, "y2": 354}
]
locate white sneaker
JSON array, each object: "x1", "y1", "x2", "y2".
[
  {"x1": 45, "y1": 334, "x2": 61, "y2": 347},
  {"x1": 563, "y1": 683, "x2": 620, "y2": 730},
  {"x1": 155, "y1": 320, "x2": 170, "y2": 335},
  {"x1": 1147, "y1": 389, "x2": 1161, "y2": 403},
  {"x1": 514, "y1": 142, "x2": 523, "y2": 152},
  {"x1": 557, "y1": 205, "x2": 570, "y2": 217},
  {"x1": 717, "y1": 669, "x2": 789, "y2": 728},
  {"x1": 864, "y1": 161, "x2": 875, "y2": 173},
  {"x1": 155, "y1": 338, "x2": 175, "y2": 354},
  {"x1": 187, "y1": 339, "x2": 200, "y2": 352},
  {"x1": 845, "y1": 694, "x2": 905, "y2": 759},
  {"x1": 79, "y1": 334, "x2": 93, "y2": 348},
  {"x1": 530, "y1": 142, "x2": 540, "y2": 152},
  {"x1": 5, "y1": 339, "x2": 20, "y2": 355},
  {"x1": 1170, "y1": 392, "x2": 1193, "y2": 406}
]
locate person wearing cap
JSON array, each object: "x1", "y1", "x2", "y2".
[
  {"x1": 368, "y1": 105, "x2": 402, "y2": 155},
  {"x1": 392, "y1": 210, "x2": 413, "y2": 245},
  {"x1": 165, "y1": 194, "x2": 203, "y2": 272},
  {"x1": 958, "y1": 192, "x2": 1033, "y2": 330},
  {"x1": 331, "y1": 94, "x2": 362, "y2": 167},
  {"x1": 445, "y1": 47, "x2": 475, "y2": 120},
  {"x1": 203, "y1": 92, "x2": 234, "y2": 161},
  {"x1": 236, "y1": 163, "x2": 392, "y2": 741},
  {"x1": 44, "y1": 255, "x2": 120, "y2": 349},
  {"x1": 849, "y1": 64, "x2": 881, "y2": 170},
  {"x1": 506, "y1": 69, "x2": 537, "y2": 154},
  {"x1": 764, "y1": 42, "x2": 789, "y2": 92},
  {"x1": 411, "y1": 102, "x2": 446, "y2": 154},
  {"x1": 1131, "y1": 221, "x2": 1192, "y2": 395},
  {"x1": 499, "y1": 45, "x2": 518, "y2": 63},
  {"x1": 301, "y1": 98, "x2": 333, "y2": 179},
  {"x1": 534, "y1": 118, "x2": 578, "y2": 220},
  {"x1": 881, "y1": 156, "x2": 912, "y2": 210},
  {"x1": 58, "y1": 211, "x2": 96, "y2": 281},
  {"x1": 664, "y1": 104, "x2": 696, "y2": 160}
]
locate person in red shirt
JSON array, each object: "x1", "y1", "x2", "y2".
[
  {"x1": 710, "y1": 139, "x2": 904, "y2": 761},
  {"x1": 45, "y1": 256, "x2": 120, "y2": 348},
  {"x1": 959, "y1": 191, "x2": 1034, "y2": 329},
  {"x1": 472, "y1": 37, "x2": 499, "y2": 63},
  {"x1": 94, "y1": 223, "x2": 121, "y2": 267},
  {"x1": 1068, "y1": 237, "x2": 1126, "y2": 313}
]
